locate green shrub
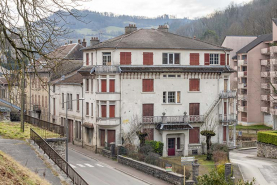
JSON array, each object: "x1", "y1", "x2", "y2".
[
  {"x1": 145, "y1": 140, "x2": 164, "y2": 156},
  {"x1": 139, "y1": 144, "x2": 153, "y2": 155},
  {"x1": 258, "y1": 131, "x2": 277, "y2": 146}
]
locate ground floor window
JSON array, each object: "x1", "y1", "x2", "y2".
[{"x1": 75, "y1": 121, "x2": 81, "y2": 140}]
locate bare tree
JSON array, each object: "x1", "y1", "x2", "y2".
[{"x1": 0, "y1": 0, "x2": 87, "y2": 131}]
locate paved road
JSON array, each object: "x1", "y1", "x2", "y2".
[
  {"x1": 68, "y1": 149, "x2": 148, "y2": 185},
  {"x1": 230, "y1": 149, "x2": 277, "y2": 185}
]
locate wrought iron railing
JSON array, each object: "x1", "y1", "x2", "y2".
[
  {"x1": 219, "y1": 114, "x2": 237, "y2": 123},
  {"x1": 94, "y1": 65, "x2": 120, "y2": 73},
  {"x1": 219, "y1": 90, "x2": 236, "y2": 99},
  {"x1": 142, "y1": 115, "x2": 204, "y2": 124},
  {"x1": 25, "y1": 115, "x2": 65, "y2": 136},
  {"x1": 30, "y1": 128, "x2": 89, "y2": 185}
]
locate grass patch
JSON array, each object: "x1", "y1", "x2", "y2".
[
  {"x1": 0, "y1": 122, "x2": 60, "y2": 140},
  {"x1": 0, "y1": 150, "x2": 50, "y2": 185},
  {"x1": 231, "y1": 124, "x2": 272, "y2": 130}
]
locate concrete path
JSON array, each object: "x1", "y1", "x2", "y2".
[
  {"x1": 230, "y1": 149, "x2": 277, "y2": 185},
  {"x1": 0, "y1": 138, "x2": 61, "y2": 185},
  {"x1": 69, "y1": 143, "x2": 169, "y2": 185}
]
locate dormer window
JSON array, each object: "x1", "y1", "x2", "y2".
[
  {"x1": 102, "y1": 52, "x2": 111, "y2": 65},
  {"x1": 162, "y1": 53, "x2": 180, "y2": 64}
]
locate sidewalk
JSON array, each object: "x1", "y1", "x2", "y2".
[{"x1": 68, "y1": 143, "x2": 169, "y2": 185}]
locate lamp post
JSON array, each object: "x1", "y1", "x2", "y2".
[{"x1": 64, "y1": 97, "x2": 84, "y2": 162}]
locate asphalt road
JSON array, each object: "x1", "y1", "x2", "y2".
[
  {"x1": 230, "y1": 149, "x2": 277, "y2": 185},
  {"x1": 68, "y1": 149, "x2": 148, "y2": 185}
]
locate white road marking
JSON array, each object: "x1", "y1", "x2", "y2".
[
  {"x1": 96, "y1": 164, "x2": 104, "y2": 167},
  {"x1": 85, "y1": 163, "x2": 94, "y2": 167},
  {"x1": 70, "y1": 164, "x2": 76, "y2": 168},
  {"x1": 77, "y1": 164, "x2": 85, "y2": 167}
]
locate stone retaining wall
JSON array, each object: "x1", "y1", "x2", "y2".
[
  {"x1": 101, "y1": 148, "x2": 112, "y2": 158},
  {"x1": 118, "y1": 155, "x2": 184, "y2": 185},
  {"x1": 45, "y1": 138, "x2": 66, "y2": 160},
  {"x1": 257, "y1": 142, "x2": 277, "y2": 159},
  {"x1": 237, "y1": 141, "x2": 257, "y2": 148}
]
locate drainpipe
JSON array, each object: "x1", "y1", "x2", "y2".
[
  {"x1": 81, "y1": 84, "x2": 84, "y2": 148},
  {"x1": 120, "y1": 70, "x2": 122, "y2": 145}
]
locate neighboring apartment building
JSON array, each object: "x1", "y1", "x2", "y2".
[
  {"x1": 76, "y1": 25, "x2": 236, "y2": 157},
  {"x1": 26, "y1": 41, "x2": 83, "y2": 121}
]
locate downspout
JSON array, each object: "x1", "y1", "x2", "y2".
[
  {"x1": 81, "y1": 83, "x2": 84, "y2": 148},
  {"x1": 120, "y1": 67, "x2": 122, "y2": 145}
]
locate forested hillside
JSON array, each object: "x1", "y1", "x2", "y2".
[{"x1": 175, "y1": 0, "x2": 277, "y2": 45}]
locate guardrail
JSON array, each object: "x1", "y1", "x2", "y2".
[
  {"x1": 25, "y1": 115, "x2": 65, "y2": 136},
  {"x1": 30, "y1": 128, "x2": 89, "y2": 185}
]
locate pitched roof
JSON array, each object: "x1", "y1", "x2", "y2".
[
  {"x1": 237, "y1": 34, "x2": 272, "y2": 54},
  {"x1": 50, "y1": 60, "x2": 83, "y2": 81},
  {"x1": 54, "y1": 72, "x2": 83, "y2": 85},
  {"x1": 82, "y1": 29, "x2": 232, "y2": 51},
  {"x1": 273, "y1": 18, "x2": 277, "y2": 26},
  {"x1": 46, "y1": 43, "x2": 83, "y2": 60}
]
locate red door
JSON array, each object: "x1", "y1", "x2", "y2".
[
  {"x1": 223, "y1": 126, "x2": 227, "y2": 142},
  {"x1": 168, "y1": 138, "x2": 175, "y2": 156},
  {"x1": 100, "y1": 129, "x2": 105, "y2": 146}
]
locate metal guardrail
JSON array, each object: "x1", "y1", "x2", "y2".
[
  {"x1": 25, "y1": 115, "x2": 65, "y2": 136},
  {"x1": 30, "y1": 128, "x2": 89, "y2": 185}
]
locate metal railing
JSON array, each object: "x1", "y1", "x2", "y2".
[
  {"x1": 25, "y1": 115, "x2": 65, "y2": 136},
  {"x1": 219, "y1": 114, "x2": 237, "y2": 123},
  {"x1": 95, "y1": 65, "x2": 120, "y2": 73},
  {"x1": 30, "y1": 128, "x2": 89, "y2": 185},
  {"x1": 142, "y1": 115, "x2": 204, "y2": 124},
  {"x1": 219, "y1": 90, "x2": 237, "y2": 99}
]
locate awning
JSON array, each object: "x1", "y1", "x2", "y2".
[
  {"x1": 82, "y1": 122, "x2": 94, "y2": 129},
  {"x1": 156, "y1": 123, "x2": 193, "y2": 130}
]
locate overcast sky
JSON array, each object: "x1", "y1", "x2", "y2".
[{"x1": 81, "y1": 0, "x2": 253, "y2": 19}]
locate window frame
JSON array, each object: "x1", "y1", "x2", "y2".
[
  {"x1": 163, "y1": 91, "x2": 181, "y2": 104},
  {"x1": 210, "y1": 54, "x2": 219, "y2": 65},
  {"x1": 162, "y1": 53, "x2": 180, "y2": 65},
  {"x1": 102, "y1": 52, "x2": 111, "y2": 66}
]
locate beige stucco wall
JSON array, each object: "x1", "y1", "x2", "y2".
[{"x1": 273, "y1": 21, "x2": 277, "y2": 42}]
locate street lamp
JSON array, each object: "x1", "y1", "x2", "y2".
[{"x1": 63, "y1": 97, "x2": 84, "y2": 162}]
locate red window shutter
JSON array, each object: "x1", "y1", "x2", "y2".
[
  {"x1": 205, "y1": 54, "x2": 210, "y2": 65},
  {"x1": 109, "y1": 105, "x2": 115, "y2": 118},
  {"x1": 189, "y1": 79, "x2": 200, "y2": 91},
  {"x1": 86, "y1": 53, "x2": 89, "y2": 65},
  {"x1": 120, "y1": 52, "x2": 131, "y2": 65},
  {"x1": 142, "y1": 79, "x2": 154, "y2": 92},
  {"x1": 190, "y1": 53, "x2": 199, "y2": 65},
  {"x1": 189, "y1": 103, "x2": 200, "y2": 115},
  {"x1": 143, "y1": 52, "x2": 153, "y2": 65},
  {"x1": 101, "y1": 105, "x2": 106, "y2": 117},
  {"x1": 220, "y1": 54, "x2": 225, "y2": 65},
  {"x1": 101, "y1": 80, "x2": 107, "y2": 92},
  {"x1": 143, "y1": 104, "x2": 154, "y2": 116},
  {"x1": 109, "y1": 80, "x2": 115, "y2": 92},
  {"x1": 227, "y1": 54, "x2": 230, "y2": 65},
  {"x1": 189, "y1": 127, "x2": 200, "y2": 143},
  {"x1": 107, "y1": 130, "x2": 115, "y2": 144}
]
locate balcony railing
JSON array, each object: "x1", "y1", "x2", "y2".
[
  {"x1": 261, "y1": 83, "x2": 270, "y2": 89},
  {"x1": 238, "y1": 106, "x2": 247, "y2": 112},
  {"x1": 261, "y1": 72, "x2": 269, "y2": 77},
  {"x1": 238, "y1": 94, "x2": 247, "y2": 101},
  {"x1": 270, "y1": 108, "x2": 277, "y2": 115},
  {"x1": 261, "y1": 95, "x2": 270, "y2": 101},
  {"x1": 33, "y1": 105, "x2": 41, "y2": 112},
  {"x1": 261, "y1": 48, "x2": 270, "y2": 55},
  {"x1": 270, "y1": 46, "x2": 277, "y2": 53},
  {"x1": 142, "y1": 115, "x2": 204, "y2": 124},
  {"x1": 261, "y1": 59, "x2": 269, "y2": 66},
  {"x1": 270, "y1": 59, "x2": 277, "y2": 65},
  {"x1": 238, "y1": 83, "x2": 247, "y2": 89},
  {"x1": 219, "y1": 90, "x2": 236, "y2": 99},
  {"x1": 261, "y1": 107, "x2": 269, "y2": 113},
  {"x1": 270, "y1": 72, "x2": 277, "y2": 77},
  {"x1": 219, "y1": 114, "x2": 237, "y2": 123},
  {"x1": 94, "y1": 65, "x2": 120, "y2": 74}
]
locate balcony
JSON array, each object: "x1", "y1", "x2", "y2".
[
  {"x1": 142, "y1": 115, "x2": 204, "y2": 124},
  {"x1": 238, "y1": 106, "x2": 247, "y2": 112},
  {"x1": 261, "y1": 107, "x2": 269, "y2": 113},
  {"x1": 270, "y1": 46, "x2": 277, "y2": 53},
  {"x1": 270, "y1": 108, "x2": 277, "y2": 115},
  {"x1": 261, "y1": 72, "x2": 269, "y2": 77},
  {"x1": 238, "y1": 83, "x2": 247, "y2": 89},
  {"x1": 96, "y1": 117, "x2": 121, "y2": 126},
  {"x1": 33, "y1": 105, "x2": 41, "y2": 112},
  {"x1": 219, "y1": 114, "x2": 237, "y2": 123},
  {"x1": 270, "y1": 59, "x2": 277, "y2": 65},
  {"x1": 238, "y1": 71, "x2": 247, "y2": 78},
  {"x1": 238, "y1": 94, "x2": 247, "y2": 101},
  {"x1": 261, "y1": 83, "x2": 270, "y2": 89},
  {"x1": 219, "y1": 90, "x2": 236, "y2": 99},
  {"x1": 238, "y1": 60, "x2": 247, "y2": 66},
  {"x1": 261, "y1": 95, "x2": 270, "y2": 101},
  {"x1": 261, "y1": 48, "x2": 270, "y2": 55},
  {"x1": 270, "y1": 71, "x2": 277, "y2": 77},
  {"x1": 94, "y1": 65, "x2": 120, "y2": 74},
  {"x1": 261, "y1": 59, "x2": 269, "y2": 66}
]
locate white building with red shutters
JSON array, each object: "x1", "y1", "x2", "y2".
[{"x1": 77, "y1": 25, "x2": 236, "y2": 157}]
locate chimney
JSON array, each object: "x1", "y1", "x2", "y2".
[
  {"x1": 82, "y1": 38, "x2": 86, "y2": 47},
  {"x1": 157, "y1": 25, "x2": 169, "y2": 32},
  {"x1": 78, "y1": 39, "x2": 81, "y2": 44},
  {"x1": 90, "y1": 37, "x2": 100, "y2": 46},
  {"x1": 125, "y1": 24, "x2": 137, "y2": 34}
]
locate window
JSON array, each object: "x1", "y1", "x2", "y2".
[
  {"x1": 210, "y1": 54, "x2": 219, "y2": 65},
  {"x1": 101, "y1": 79, "x2": 107, "y2": 92},
  {"x1": 109, "y1": 79, "x2": 115, "y2": 92},
  {"x1": 190, "y1": 53, "x2": 199, "y2": 65},
  {"x1": 86, "y1": 53, "x2": 89, "y2": 65},
  {"x1": 35, "y1": 95, "x2": 37, "y2": 104},
  {"x1": 91, "y1": 103, "x2": 93, "y2": 117},
  {"x1": 227, "y1": 54, "x2": 229, "y2": 65},
  {"x1": 62, "y1": 93, "x2": 64, "y2": 108},
  {"x1": 109, "y1": 103, "x2": 115, "y2": 118},
  {"x1": 91, "y1": 53, "x2": 93, "y2": 65},
  {"x1": 32, "y1": 95, "x2": 34, "y2": 105},
  {"x1": 103, "y1": 52, "x2": 111, "y2": 65},
  {"x1": 177, "y1": 137, "x2": 180, "y2": 149},
  {"x1": 163, "y1": 91, "x2": 181, "y2": 103},
  {"x1": 189, "y1": 79, "x2": 200, "y2": 91},
  {"x1": 53, "y1": 85, "x2": 55, "y2": 93},
  {"x1": 75, "y1": 121, "x2": 81, "y2": 140},
  {"x1": 86, "y1": 102, "x2": 89, "y2": 116},
  {"x1": 189, "y1": 127, "x2": 200, "y2": 144},
  {"x1": 70, "y1": 94, "x2": 72, "y2": 110},
  {"x1": 77, "y1": 94, "x2": 79, "y2": 111},
  {"x1": 168, "y1": 75, "x2": 176, "y2": 78},
  {"x1": 162, "y1": 53, "x2": 180, "y2": 64},
  {"x1": 142, "y1": 79, "x2": 154, "y2": 92},
  {"x1": 143, "y1": 52, "x2": 153, "y2": 65},
  {"x1": 86, "y1": 79, "x2": 89, "y2": 92},
  {"x1": 205, "y1": 53, "x2": 210, "y2": 65},
  {"x1": 120, "y1": 52, "x2": 131, "y2": 65},
  {"x1": 163, "y1": 74, "x2": 181, "y2": 78}
]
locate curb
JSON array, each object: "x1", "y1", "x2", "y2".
[
  {"x1": 238, "y1": 147, "x2": 257, "y2": 151},
  {"x1": 69, "y1": 147, "x2": 153, "y2": 185}
]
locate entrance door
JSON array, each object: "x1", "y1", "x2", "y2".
[
  {"x1": 168, "y1": 138, "x2": 175, "y2": 156},
  {"x1": 100, "y1": 129, "x2": 105, "y2": 147},
  {"x1": 223, "y1": 126, "x2": 227, "y2": 142}
]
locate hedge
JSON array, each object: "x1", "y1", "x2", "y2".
[
  {"x1": 145, "y1": 140, "x2": 164, "y2": 156},
  {"x1": 257, "y1": 131, "x2": 277, "y2": 146}
]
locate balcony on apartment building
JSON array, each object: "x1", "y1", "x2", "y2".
[
  {"x1": 94, "y1": 65, "x2": 121, "y2": 74},
  {"x1": 233, "y1": 66, "x2": 238, "y2": 71},
  {"x1": 261, "y1": 59, "x2": 269, "y2": 66},
  {"x1": 261, "y1": 72, "x2": 269, "y2": 78},
  {"x1": 238, "y1": 83, "x2": 247, "y2": 89},
  {"x1": 270, "y1": 46, "x2": 277, "y2": 53},
  {"x1": 261, "y1": 48, "x2": 270, "y2": 55},
  {"x1": 270, "y1": 59, "x2": 277, "y2": 65},
  {"x1": 261, "y1": 107, "x2": 269, "y2": 113},
  {"x1": 270, "y1": 71, "x2": 277, "y2": 78},
  {"x1": 238, "y1": 94, "x2": 247, "y2": 101},
  {"x1": 261, "y1": 83, "x2": 270, "y2": 89},
  {"x1": 261, "y1": 95, "x2": 270, "y2": 101},
  {"x1": 238, "y1": 105, "x2": 247, "y2": 112},
  {"x1": 142, "y1": 115, "x2": 204, "y2": 124},
  {"x1": 219, "y1": 114, "x2": 237, "y2": 124},
  {"x1": 238, "y1": 71, "x2": 247, "y2": 78},
  {"x1": 238, "y1": 60, "x2": 247, "y2": 66},
  {"x1": 219, "y1": 90, "x2": 236, "y2": 99},
  {"x1": 33, "y1": 105, "x2": 41, "y2": 112},
  {"x1": 270, "y1": 108, "x2": 277, "y2": 115}
]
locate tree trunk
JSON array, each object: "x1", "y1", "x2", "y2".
[
  {"x1": 206, "y1": 135, "x2": 212, "y2": 160},
  {"x1": 20, "y1": 63, "x2": 25, "y2": 132}
]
